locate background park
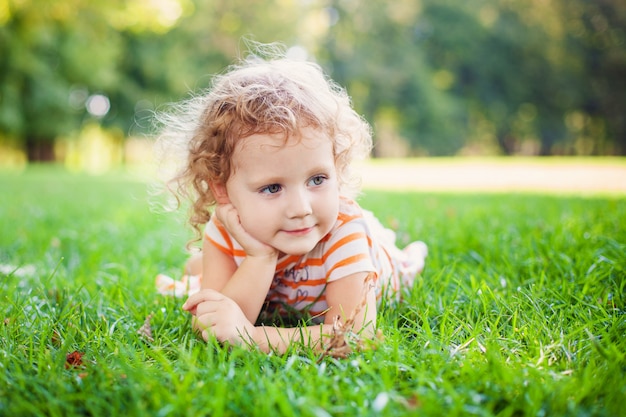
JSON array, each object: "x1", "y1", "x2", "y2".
[{"x1": 1, "y1": 0, "x2": 625, "y2": 416}]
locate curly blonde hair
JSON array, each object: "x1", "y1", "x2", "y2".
[{"x1": 157, "y1": 49, "x2": 372, "y2": 239}]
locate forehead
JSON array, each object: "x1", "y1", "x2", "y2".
[
  {"x1": 227, "y1": 128, "x2": 335, "y2": 182},
  {"x1": 234, "y1": 127, "x2": 333, "y2": 159}
]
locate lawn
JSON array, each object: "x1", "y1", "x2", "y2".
[{"x1": 1, "y1": 166, "x2": 625, "y2": 416}]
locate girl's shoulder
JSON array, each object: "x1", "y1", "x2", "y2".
[
  {"x1": 324, "y1": 197, "x2": 375, "y2": 245},
  {"x1": 336, "y1": 197, "x2": 365, "y2": 226},
  {"x1": 334, "y1": 197, "x2": 388, "y2": 244}
]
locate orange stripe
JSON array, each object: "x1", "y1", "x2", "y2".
[
  {"x1": 297, "y1": 257, "x2": 324, "y2": 267},
  {"x1": 207, "y1": 225, "x2": 246, "y2": 258},
  {"x1": 379, "y1": 244, "x2": 393, "y2": 270},
  {"x1": 206, "y1": 235, "x2": 234, "y2": 257},
  {"x1": 322, "y1": 232, "x2": 366, "y2": 262},
  {"x1": 337, "y1": 212, "x2": 360, "y2": 225},
  {"x1": 320, "y1": 234, "x2": 332, "y2": 242},
  {"x1": 215, "y1": 223, "x2": 233, "y2": 250},
  {"x1": 277, "y1": 278, "x2": 327, "y2": 289},
  {"x1": 276, "y1": 255, "x2": 301, "y2": 270},
  {"x1": 283, "y1": 294, "x2": 324, "y2": 304},
  {"x1": 275, "y1": 253, "x2": 326, "y2": 269},
  {"x1": 325, "y1": 253, "x2": 369, "y2": 277},
  {"x1": 268, "y1": 293, "x2": 322, "y2": 304}
]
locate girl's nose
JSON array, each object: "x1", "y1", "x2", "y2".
[{"x1": 286, "y1": 189, "x2": 313, "y2": 218}]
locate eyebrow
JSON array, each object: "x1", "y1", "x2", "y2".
[{"x1": 252, "y1": 164, "x2": 335, "y2": 186}]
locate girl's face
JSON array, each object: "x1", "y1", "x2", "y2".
[{"x1": 223, "y1": 127, "x2": 340, "y2": 256}]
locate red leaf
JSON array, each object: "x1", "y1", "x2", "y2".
[{"x1": 65, "y1": 351, "x2": 85, "y2": 369}]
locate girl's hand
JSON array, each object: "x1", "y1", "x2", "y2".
[
  {"x1": 183, "y1": 289, "x2": 257, "y2": 346},
  {"x1": 215, "y1": 203, "x2": 277, "y2": 259}
]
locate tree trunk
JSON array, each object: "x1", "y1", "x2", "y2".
[
  {"x1": 496, "y1": 131, "x2": 515, "y2": 155},
  {"x1": 25, "y1": 137, "x2": 56, "y2": 162}
]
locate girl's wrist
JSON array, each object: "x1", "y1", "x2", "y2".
[
  {"x1": 250, "y1": 326, "x2": 270, "y2": 353},
  {"x1": 245, "y1": 250, "x2": 278, "y2": 264}
]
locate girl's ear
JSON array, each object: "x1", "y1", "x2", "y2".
[{"x1": 209, "y1": 181, "x2": 230, "y2": 204}]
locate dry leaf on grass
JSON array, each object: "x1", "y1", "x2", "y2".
[
  {"x1": 319, "y1": 273, "x2": 382, "y2": 360},
  {"x1": 137, "y1": 312, "x2": 155, "y2": 342},
  {"x1": 65, "y1": 351, "x2": 89, "y2": 379},
  {"x1": 400, "y1": 394, "x2": 422, "y2": 410},
  {"x1": 65, "y1": 351, "x2": 85, "y2": 369}
]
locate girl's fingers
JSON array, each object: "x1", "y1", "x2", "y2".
[
  {"x1": 182, "y1": 288, "x2": 223, "y2": 311},
  {"x1": 214, "y1": 203, "x2": 277, "y2": 258},
  {"x1": 215, "y1": 204, "x2": 238, "y2": 231},
  {"x1": 216, "y1": 204, "x2": 249, "y2": 242}
]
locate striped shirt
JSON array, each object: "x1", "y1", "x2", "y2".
[{"x1": 205, "y1": 198, "x2": 402, "y2": 323}]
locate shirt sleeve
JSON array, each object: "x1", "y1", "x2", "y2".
[
  {"x1": 204, "y1": 217, "x2": 245, "y2": 258},
  {"x1": 323, "y1": 215, "x2": 377, "y2": 283}
]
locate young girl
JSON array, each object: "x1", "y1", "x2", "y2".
[{"x1": 156, "y1": 49, "x2": 427, "y2": 354}]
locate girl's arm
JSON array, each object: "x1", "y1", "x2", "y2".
[
  {"x1": 199, "y1": 235, "x2": 277, "y2": 323},
  {"x1": 184, "y1": 270, "x2": 377, "y2": 354},
  {"x1": 198, "y1": 202, "x2": 278, "y2": 323},
  {"x1": 252, "y1": 271, "x2": 377, "y2": 353}
]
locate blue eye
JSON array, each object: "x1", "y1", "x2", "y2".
[
  {"x1": 260, "y1": 184, "x2": 281, "y2": 194},
  {"x1": 309, "y1": 175, "x2": 326, "y2": 186}
]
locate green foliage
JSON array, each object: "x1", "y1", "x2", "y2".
[
  {"x1": 0, "y1": 1, "x2": 121, "y2": 139},
  {"x1": 0, "y1": 0, "x2": 304, "y2": 154},
  {"x1": 1, "y1": 0, "x2": 625, "y2": 157},
  {"x1": 320, "y1": 0, "x2": 626, "y2": 155},
  {"x1": 1, "y1": 167, "x2": 625, "y2": 416}
]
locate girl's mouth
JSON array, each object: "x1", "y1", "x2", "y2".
[{"x1": 283, "y1": 226, "x2": 314, "y2": 236}]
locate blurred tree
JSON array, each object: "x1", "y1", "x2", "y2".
[
  {"x1": 420, "y1": 0, "x2": 567, "y2": 155},
  {"x1": 0, "y1": 0, "x2": 123, "y2": 159},
  {"x1": 319, "y1": 0, "x2": 466, "y2": 156},
  {"x1": 0, "y1": 0, "x2": 303, "y2": 161},
  {"x1": 561, "y1": 0, "x2": 626, "y2": 154},
  {"x1": 0, "y1": 0, "x2": 212, "y2": 160},
  {"x1": 320, "y1": 0, "x2": 626, "y2": 156},
  {"x1": 0, "y1": 0, "x2": 624, "y2": 159}
]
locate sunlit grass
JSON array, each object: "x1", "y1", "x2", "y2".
[
  {"x1": 355, "y1": 156, "x2": 626, "y2": 195},
  {"x1": 363, "y1": 156, "x2": 626, "y2": 166},
  {"x1": 1, "y1": 166, "x2": 625, "y2": 416}
]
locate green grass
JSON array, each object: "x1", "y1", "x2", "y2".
[
  {"x1": 1, "y1": 166, "x2": 625, "y2": 416},
  {"x1": 364, "y1": 156, "x2": 626, "y2": 167}
]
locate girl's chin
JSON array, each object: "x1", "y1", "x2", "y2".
[
  {"x1": 270, "y1": 230, "x2": 326, "y2": 257},
  {"x1": 275, "y1": 243, "x2": 317, "y2": 257}
]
